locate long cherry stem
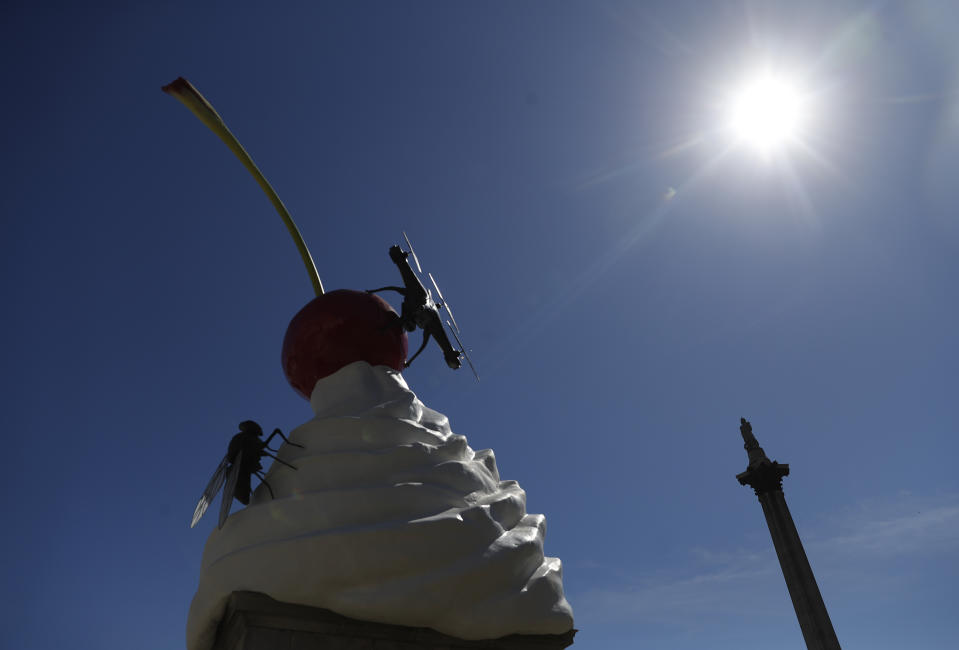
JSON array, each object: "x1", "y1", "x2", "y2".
[{"x1": 162, "y1": 77, "x2": 324, "y2": 296}]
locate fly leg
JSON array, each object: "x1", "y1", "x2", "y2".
[
  {"x1": 261, "y1": 450, "x2": 298, "y2": 471},
  {"x1": 405, "y1": 330, "x2": 431, "y2": 368},
  {"x1": 264, "y1": 428, "x2": 304, "y2": 449},
  {"x1": 254, "y1": 470, "x2": 275, "y2": 499}
]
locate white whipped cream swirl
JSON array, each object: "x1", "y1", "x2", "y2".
[{"x1": 186, "y1": 361, "x2": 573, "y2": 650}]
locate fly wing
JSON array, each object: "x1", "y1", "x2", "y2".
[
  {"x1": 191, "y1": 455, "x2": 230, "y2": 528},
  {"x1": 218, "y1": 449, "x2": 242, "y2": 529}
]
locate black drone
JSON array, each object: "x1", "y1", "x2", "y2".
[{"x1": 369, "y1": 232, "x2": 478, "y2": 379}]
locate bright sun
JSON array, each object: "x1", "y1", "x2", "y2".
[{"x1": 726, "y1": 74, "x2": 807, "y2": 155}]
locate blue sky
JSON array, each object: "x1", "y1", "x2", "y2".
[{"x1": 2, "y1": 1, "x2": 957, "y2": 648}]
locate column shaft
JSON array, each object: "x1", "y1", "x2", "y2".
[{"x1": 758, "y1": 490, "x2": 840, "y2": 650}]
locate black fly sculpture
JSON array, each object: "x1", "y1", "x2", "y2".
[
  {"x1": 191, "y1": 420, "x2": 303, "y2": 529},
  {"x1": 368, "y1": 232, "x2": 478, "y2": 379}
]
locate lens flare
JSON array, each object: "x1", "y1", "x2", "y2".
[{"x1": 727, "y1": 74, "x2": 808, "y2": 154}]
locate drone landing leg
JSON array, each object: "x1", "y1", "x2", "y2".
[
  {"x1": 367, "y1": 286, "x2": 406, "y2": 296},
  {"x1": 405, "y1": 330, "x2": 431, "y2": 367}
]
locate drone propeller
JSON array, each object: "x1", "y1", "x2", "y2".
[
  {"x1": 429, "y1": 272, "x2": 461, "y2": 334},
  {"x1": 403, "y1": 231, "x2": 422, "y2": 273},
  {"x1": 447, "y1": 319, "x2": 479, "y2": 380}
]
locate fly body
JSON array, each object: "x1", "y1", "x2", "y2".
[{"x1": 191, "y1": 420, "x2": 302, "y2": 529}]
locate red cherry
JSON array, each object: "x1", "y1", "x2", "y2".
[{"x1": 281, "y1": 290, "x2": 408, "y2": 399}]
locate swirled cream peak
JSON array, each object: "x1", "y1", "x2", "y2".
[{"x1": 186, "y1": 361, "x2": 573, "y2": 650}]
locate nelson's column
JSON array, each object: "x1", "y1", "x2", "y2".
[{"x1": 736, "y1": 418, "x2": 841, "y2": 650}]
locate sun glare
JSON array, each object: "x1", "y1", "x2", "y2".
[{"x1": 726, "y1": 74, "x2": 808, "y2": 155}]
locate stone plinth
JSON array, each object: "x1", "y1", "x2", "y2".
[{"x1": 213, "y1": 592, "x2": 576, "y2": 650}]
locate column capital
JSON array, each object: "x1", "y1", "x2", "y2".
[{"x1": 736, "y1": 418, "x2": 790, "y2": 495}]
